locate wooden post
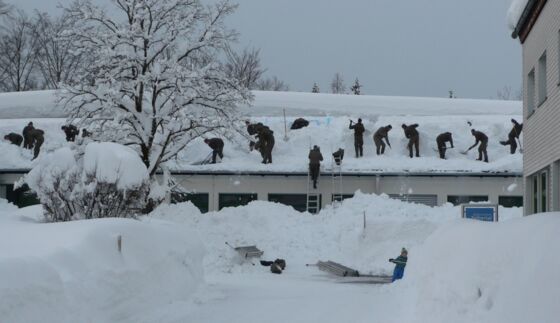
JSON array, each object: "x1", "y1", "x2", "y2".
[{"x1": 117, "y1": 235, "x2": 122, "y2": 253}]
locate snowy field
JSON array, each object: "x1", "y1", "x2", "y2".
[{"x1": 3, "y1": 193, "x2": 559, "y2": 323}]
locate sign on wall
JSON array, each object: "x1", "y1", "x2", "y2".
[{"x1": 461, "y1": 204, "x2": 499, "y2": 222}]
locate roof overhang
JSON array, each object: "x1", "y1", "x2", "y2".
[{"x1": 511, "y1": 0, "x2": 548, "y2": 43}]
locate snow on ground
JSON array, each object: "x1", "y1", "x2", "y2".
[
  {"x1": 3, "y1": 193, "x2": 558, "y2": 323},
  {"x1": 0, "y1": 200, "x2": 204, "y2": 323}
]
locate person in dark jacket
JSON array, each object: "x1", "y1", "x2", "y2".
[
  {"x1": 308, "y1": 145, "x2": 323, "y2": 189},
  {"x1": 290, "y1": 118, "x2": 309, "y2": 130},
  {"x1": 500, "y1": 119, "x2": 523, "y2": 154},
  {"x1": 349, "y1": 118, "x2": 365, "y2": 158},
  {"x1": 389, "y1": 248, "x2": 408, "y2": 282},
  {"x1": 373, "y1": 125, "x2": 392, "y2": 155},
  {"x1": 22, "y1": 122, "x2": 35, "y2": 149},
  {"x1": 4, "y1": 133, "x2": 23, "y2": 146},
  {"x1": 402, "y1": 123, "x2": 420, "y2": 158},
  {"x1": 467, "y1": 129, "x2": 489, "y2": 162},
  {"x1": 332, "y1": 148, "x2": 344, "y2": 166},
  {"x1": 436, "y1": 132, "x2": 454, "y2": 159},
  {"x1": 29, "y1": 129, "x2": 45, "y2": 160},
  {"x1": 204, "y1": 138, "x2": 224, "y2": 164},
  {"x1": 61, "y1": 124, "x2": 80, "y2": 142},
  {"x1": 258, "y1": 126, "x2": 275, "y2": 164}
]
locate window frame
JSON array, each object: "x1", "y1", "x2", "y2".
[
  {"x1": 527, "y1": 68, "x2": 536, "y2": 117},
  {"x1": 537, "y1": 51, "x2": 547, "y2": 107}
]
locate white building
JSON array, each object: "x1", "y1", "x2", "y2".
[
  {"x1": 511, "y1": 0, "x2": 560, "y2": 215},
  {"x1": 0, "y1": 90, "x2": 523, "y2": 212}
]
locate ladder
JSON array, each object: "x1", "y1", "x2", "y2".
[
  {"x1": 331, "y1": 156, "x2": 343, "y2": 204},
  {"x1": 306, "y1": 166, "x2": 320, "y2": 214}
]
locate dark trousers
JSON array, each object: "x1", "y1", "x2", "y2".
[
  {"x1": 502, "y1": 135, "x2": 518, "y2": 154},
  {"x1": 354, "y1": 136, "x2": 363, "y2": 157},
  {"x1": 374, "y1": 137, "x2": 385, "y2": 155},
  {"x1": 211, "y1": 148, "x2": 223, "y2": 163},
  {"x1": 437, "y1": 141, "x2": 446, "y2": 159},
  {"x1": 477, "y1": 141, "x2": 488, "y2": 162},
  {"x1": 23, "y1": 137, "x2": 33, "y2": 149},
  {"x1": 309, "y1": 163, "x2": 320, "y2": 188},
  {"x1": 33, "y1": 138, "x2": 43, "y2": 160},
  {"x1": 407, "y1": 137, "x2": 419, "y2": 158},
  {"x1": 263, "y1": 136, "x2": 274, "y2": 164}
]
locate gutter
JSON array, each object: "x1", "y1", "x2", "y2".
[{"x1": 511, "y1": 0, "x2": 537, "y2": 39}]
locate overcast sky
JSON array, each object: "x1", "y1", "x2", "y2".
[{"x1": 13, "y1": 0, "x2": 521, "y2": 99}]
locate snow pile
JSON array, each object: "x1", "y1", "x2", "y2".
[
  {"x1": 83, "y1": 142, "x2": 149, "y2": 189},
  {"x1": 399, "y1": 213, "x2": 560, "y2": 323},
  {"x1": 507, "y1": 0, "x2": 530, "y2": 30},
  {"x1": 0, "y1": 203, "x2": 204, "y2": 323},
  {"x1": 151, "y1": 192, "x2": 522, "y2": 276}
]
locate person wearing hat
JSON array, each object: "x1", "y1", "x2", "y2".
[{"x1": 389, "y1": 248, "x2": 408, "y2": 282}]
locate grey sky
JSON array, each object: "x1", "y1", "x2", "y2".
[{"x1": 13, "y1": 0, "x2": 521, "y2": 99}]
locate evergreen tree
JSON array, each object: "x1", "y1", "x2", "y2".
[
  {"x1": 350, "y1": 78, "x2": 362, "y2": 95},
  {"x1": 312, "y1": 83, "x2": 320, "y2": 93}
]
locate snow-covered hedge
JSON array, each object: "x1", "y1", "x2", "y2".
[{"x1": 23, "y1": 142, "x2": 150, "y2": 221}]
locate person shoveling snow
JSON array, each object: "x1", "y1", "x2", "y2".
[{"x1": 389, "y1": 248, "x2": 408, "y2": 282}]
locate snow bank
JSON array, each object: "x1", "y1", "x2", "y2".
[
  {"x1": 398, "y1": 213, "x2": 560, "y2": 323},
  {"x1": 508, "y1": 0, "x2": 530, "y2": 30},
  {"x1": 84, "y1": 142, "x2": 149, "y2": 189},
  {"x1": 151, "y1": 192, "x2": 522, "y2": 276},
  {"x1": 0, "y1": 202, "x2": 204, "y2": 323}
]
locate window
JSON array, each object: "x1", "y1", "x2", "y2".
[
  {"x1": 446, "y1": 195, "x2": 488, "y2": 206},
  {"x1": 5, "y1": 184, "x2": 40, "y2": 208},
  {"x1": 529, "y1": 168, "x2": 549, "y2": 214},
  {"x1": 171, "y1": 192, "x2": 209, "y2": 213},
  {"x1": 527, "y1": 69, "x2": 535, "y2": 115},
  {"x1": 219, "y1": 193, "x2": 257, "y2": 210},
  {"x1": 538, "y1": 52, "x2": 547, "y2": 105},
  {"x1": 390, "y1": 194, "x2": 438, "y2": 207},
  {"x1": 268, "y1": 194, "x2": 308, "y2": 212},
  {"x1": 498, "y1": 196, "x2": 523, "y2": 208},
  {"x1": 332, "y1": 194, "x2": 354, "y2": 202}
]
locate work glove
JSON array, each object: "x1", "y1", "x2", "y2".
[{"x1": 389, "y1": 258, "x2": 394, "y2": 262}]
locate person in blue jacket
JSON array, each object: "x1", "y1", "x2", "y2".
[{"x1": 389, "y1": 248, "x2": 408, "y2": 282}]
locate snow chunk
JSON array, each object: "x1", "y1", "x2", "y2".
[
  {"x1": 83, "y1": 142, "x2": 148, "y2": 189},
  {"x1": 507, "y1": 0, "x2": 530, "y2": 30},
  {"x1": 507, "y1": 183, "x2": 518, "y2": 192}
]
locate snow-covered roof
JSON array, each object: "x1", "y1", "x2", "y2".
[
  {"x1": 508, "y1": 0, "x2": 531, "y2": 34},
  {"x1": 0, "y1": 91, "x2": 522, "y2": 175}
]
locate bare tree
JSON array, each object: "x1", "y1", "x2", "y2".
[
  {"x1": 330, "y1": 72, "x2": 345, "y2": 94},
  {"x1": 256, "y1": 76, "x2": 289, "y2": 91},
  {"x1": 0, "y1": 11, "x2": 39, "y2": 91},
  {"x1": 32, "y1": 12, "x2": 84, "y2": 89},
  {"x1": 224, "y1": 46, "x2": 265, "y2": 89},
  {"x1": 497, "y1": 85, "x2": 512, "y2": 100}
]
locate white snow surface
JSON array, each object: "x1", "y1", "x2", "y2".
[
  {"x1": 0, "y1": 200, "x2": 204, "y2": 323},
  {"x1": 83, "y1": 142, "x2": 149, "y2": 189},
  {"x1": 507, "y1": 0, "x2": 530, "y2": 30},
  {"x1": 3, "y1": 193, "x2": 558, "y2": 323}
]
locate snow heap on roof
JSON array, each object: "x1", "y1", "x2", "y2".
[
  {"x1": 0, "y1": 90, "x2": 522, "y2": 174},
  {"x1": 507, "y1": 0, "x2": 530, "y2": 30}
]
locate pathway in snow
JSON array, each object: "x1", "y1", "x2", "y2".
[{"x1": 183, "y1": 267, "x2": 401, "y2": 323}]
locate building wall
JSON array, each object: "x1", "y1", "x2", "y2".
[
  {"x1": 174, "y1": 173, "x2": 523, "y2": 212},
  {"x1": 522, "y1": 0, "x2": 560, "y2": 214}
]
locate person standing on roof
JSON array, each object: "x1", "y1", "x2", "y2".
[
  {"x1": 349, "y1": 118, "x2": 365, "y2": 158},
  {"x1": 22, "y1": 122, "x2": 35, "y2": 149},
  {"x1": 467, "y1": 129, "x2": 489, "y2": 162},
  {"x1": 373, "y1": 125, "x2": 392, "y2": 155},
  {"x1": 436, "y1": 132, "x2": 454, "y2": 159},
  {"x1": 29, "y1": 128, "x2": 45, "y2": 160},
  {"x1": 258, "y1": 125, "x2": 275, "y2": 164},
  {"x1": 61, "y1": 124, "x2": 80, "y2": 142},
  {"x1": 308, "y1": 145, "x2": 323, "y2": 189},
  {"x1": 204, "y1": 138, "x2": 224, "y2": 164},
  {"x1": 389, "y1": 248, "x2": 408, "y2": 282},
  {"x1": 402, "y1": 123, "x2": 420, "y2": 158},
  {"x1": 500, "y1": 119, "x2": 523, "y2": 154}
]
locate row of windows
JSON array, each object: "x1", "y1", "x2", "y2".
[
  {"x1": 171, "y1": 192, "x2": 523, "y2": 213},
  {"x1": 0, "y1": 185, "x2": 523, "y2": 213},
  {"x1": 526, "y1": 29, "x2": 560, "y2": 116}
]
